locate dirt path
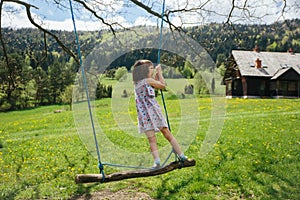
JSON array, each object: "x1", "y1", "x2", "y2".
[{"x1": 71, "y1": 189, "x2": 155, "y2": 200}]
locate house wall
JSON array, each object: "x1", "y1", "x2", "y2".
[
  {"x1": 278, "y1": 70, "x2": 300, "y2": 81},
  {"x1": 225, "y1": 80, "x2": 232, "y2": 97},
  {"x1": 271, "y1": 69, "x2": 300, "y2": 97},
  {"x1": 271, "y1": 80, "x2": 300, "y2": 97},
  {"x1": 246, "y1": 77, "x2": 270, "y2": 96},
  {"x1": 232, "y1": 79, "x2": 243, "y2": 96},
  {"x1": 226, "y1": 73, "x2": 300, "y2": 98},
  {"x1": 227, "y1": 76, "x2": 277, "y2": 97}
]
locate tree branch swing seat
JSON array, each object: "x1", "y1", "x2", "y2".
[
  {"x1": 69, "y1": 0, "x2": 196, "y2": 184},
  {"x1": 76, "y1": 159, "x2": 196, "y2": 183}
]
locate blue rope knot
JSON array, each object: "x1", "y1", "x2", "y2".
[
  {"x1": 176, "y1": 154, "x2": 185, "y2": 169},
  {"x1": 98, "y1": 162, "x2": 105, "y2": 182},
  {"x1": 98, "y1": 162, "x2": 104, "y2": 171}
]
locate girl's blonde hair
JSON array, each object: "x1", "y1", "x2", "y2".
[{"x1": 132, "y1": 60, "x2": 153, "y2": 83}]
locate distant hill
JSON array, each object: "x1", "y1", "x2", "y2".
[
  {"x1": 185, "y1": 19, "x2": 300, "y2": 64},
  {"x1": 1, "y1": 19, "x2": 299, "y2": 66}
]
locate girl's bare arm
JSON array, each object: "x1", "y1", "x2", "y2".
[
  {"x1": 147, "y1": 78, "x2": 165, "y2": 89},
  {"x1": 148, "y1": 64, "x2": 166, "y2": 89}
]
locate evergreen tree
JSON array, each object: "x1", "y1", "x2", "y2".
[
  {"x1": 48, "y1": 61, "x2": 63, "y2": 104},
  {"x1": 182, "y1": 58, "x2": 195, "y2": 79},
  {"x1": 211, "y1": 78, "x2": 215, "y2": 94},
  {"x1": 60, "y1": 85, "x2": 73, "y2": 110},
  {"x1": 0, "y1": 53, "x2": 25, "y2": 110},
  {"x1": 34, "y1": 66, "x2": 49, "y2": 105},
  {"x1": 194, "y1": 72, "x2": 208, "y2": 95}
]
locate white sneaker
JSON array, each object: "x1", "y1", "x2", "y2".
[
  {"x1": 152, "y1": 162, "x2": 161, "y2": 169},
  {"x1": 179, "y1": 155, "x2": 188, "y2": 162}
]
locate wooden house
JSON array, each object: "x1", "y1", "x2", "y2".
[{"x1": 223, "y1": 48, "x2": 300, "y2": 98}]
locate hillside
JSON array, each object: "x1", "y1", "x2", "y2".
[
  {"x1": 0, "y1": 19, "x2": 299, "y2": 111},
  {"x1": 1, "y1": 19, "x2": 299, "y2": 63}
]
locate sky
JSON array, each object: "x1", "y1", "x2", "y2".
[{"x1": 1, "y1": 0, "x2": 299, "y2": 31}]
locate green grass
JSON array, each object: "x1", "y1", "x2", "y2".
[{"x1": 0, "y1": 98, "x2": 299, "y2": 199}]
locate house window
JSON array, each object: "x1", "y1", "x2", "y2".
[
  {"x1": 280, "y1": 81, "x2": 288, "y2": 91},
  {"x1": 233, "y1": 81, "x2": 237, "y2": 90},
  {"x1": 260, "y1": 81, "x2": 265, "y2": 90},
  {"x1": 270, "y1": 82, "x2": 276, "y2": 90},
  {"x1": 288, "y1": 81, "x2": 297, "y2": 91}
]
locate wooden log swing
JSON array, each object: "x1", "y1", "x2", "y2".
[{"x1": 75, "y1": 159, "x2": 196, "y2": 184}]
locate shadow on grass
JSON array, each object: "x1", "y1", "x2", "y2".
[
  {"x1": 0, "y1": 147, "x2": 99, "y2": 200},
  {"x1": 155, "y1": 173, "x2": 194, "y2": 199},
  {"x1": 1, "y1": 181, "x2": 42, "y2": 200},
  {"x1": 67, "y1": 151, "x2": 104, "y2": 200},
  {"x1": 208, "y1": 144, "x2": 300, "y2": 199},
  {"x1": 251, "y1": 155, "x2": 300, "y2": 199},
  {"x1": 69, "y1": 183, "x2": 100, "y2": 200}
]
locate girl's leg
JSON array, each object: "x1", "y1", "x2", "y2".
[
  {"x1": 145, "y1": 130, "x2": 160, "y2": 164},
  {"x1": 160, "y1": 127, "x2": 185, "y2": 158}
]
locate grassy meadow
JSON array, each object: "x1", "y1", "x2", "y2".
[{"x1": 0, "y1": 97, "x2": 299, "y2": 199}]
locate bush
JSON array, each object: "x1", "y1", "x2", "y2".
[
  {"x1": 96, "y1": 82, "x2": 113, "y2": 99},
  {"x1": 194, "y1": 72, "x2": 208, "y2": 95},
  {"x1": 121, "y1": 89, "x2": 128, "y2": 98},
  {"x1": 0, "y1": 101, "x2": 11, "y2": 111},
  {"x1": 114, "y1": 67, "x2": 128, "y2": 81},
  {"x1": 184, "y1": 84, "x2": 194, "y2": 94}
]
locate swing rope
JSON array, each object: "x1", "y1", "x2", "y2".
[
  {"x1": 156, "y1": 0, "x2": 176, "y2": 165},
  {"x1": 68, "y1": 0, "x2": 105, "y2": 181},
  {"x1": 157, "y1": 0, "x2": 170, "y2": 130}
]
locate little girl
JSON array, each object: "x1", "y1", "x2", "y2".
[{"x1": 132, "y1": 59, "x2": 187, "y2": 168}]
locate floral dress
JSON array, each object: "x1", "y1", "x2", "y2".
[{"x1": 134, "y1": 78, "x2": 168, "y2": 133}]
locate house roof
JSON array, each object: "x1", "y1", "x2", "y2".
[
  {"x1": 271, "y1": 67, "x2": 300, "y2": 80},
  {"x1": 232, "y1": 50, "x2": 300, "y2": 78}
]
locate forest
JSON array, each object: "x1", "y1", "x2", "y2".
[{"x1": 0, "y1": 19, "x2": 299, "y2": 111}]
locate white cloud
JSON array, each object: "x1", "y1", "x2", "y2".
[
  {"x1": 1, "y1": 0, "x2": 299, "y2": 31},
  {"x1": 162, "y1": 0, "x2": 299, "y2": 25},
  {"x1": 1, "y1": 2, "x2": 35, "y2": 29},
  {"x1": 1, "y1": 0, "x2": 126, "y2": 31},
  {"x1": 85, "y1": 0, "x2": 124, "y2": 14},
  {"x1": 133, "y1": 17, "x2": 156, "y2": 27}
]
